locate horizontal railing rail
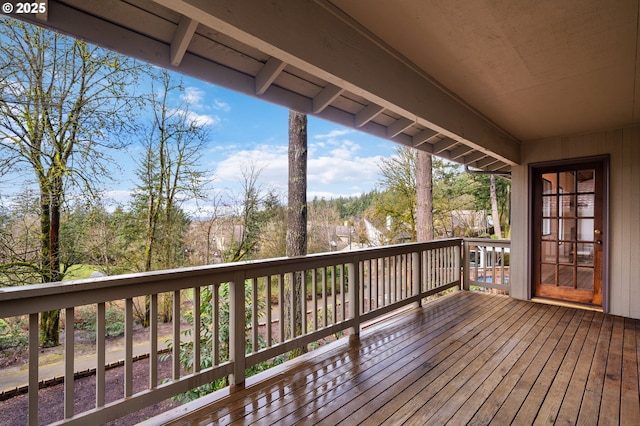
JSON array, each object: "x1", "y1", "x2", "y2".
[{"x1": 0, "y1": 238, "x2": 470, "y2": 425}]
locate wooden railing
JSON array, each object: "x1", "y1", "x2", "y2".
[
  {"x1": 463, "y1": 238, "x2": 511, "y2": 293},
  {"x1": 0, "y1": 237, "x2": 510, "y2": 425}
]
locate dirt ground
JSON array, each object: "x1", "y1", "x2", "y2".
[
  {"x1": 0, "y1": 353, "x2": 181, "y2": 426},
  {"x1": 0, "y1": 323, "x2": 184, "y2": 426}
]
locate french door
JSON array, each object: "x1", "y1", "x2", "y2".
[{"x1": 532, "y1": 157, "x2": 607, "y2": 306}]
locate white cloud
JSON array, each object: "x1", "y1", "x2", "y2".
[
  {"x1": 213, "y1": 99, "x2": 231, "y2": 112},
  {"x1": 211, "y1": 135, "x2": 383, "y2": 199},
  {"x1": 185, "y1": 111, "x2": 220, "y2": 127},
  {"x1": 314, "y1": 129, "x2": 352, "y2": 140},
  {"x1": 181, "y1": 86, "x2": 205, "y2": 107},
  {"x1": 170, "y1": 108, "x2": 220, "y2": 127}
]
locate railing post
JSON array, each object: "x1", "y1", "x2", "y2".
[
  {"x1": 229, "y1": 272, "x2": 246, "y2": 387},
  {"x1": 348, "y1": 260, "x2": 360, "y2": 339},
  {"x1": 412, "y1": 250, "x2": 422, "y2": 307},
  {"x1": 462, "y1": 239, "x2": 470, "y2": 290}
]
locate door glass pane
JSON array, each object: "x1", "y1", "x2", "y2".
[
  {"x1": 558, "y1": 242, "x2": 574, "y2": 264},
  {"x1": 577, "y1": 194, "x2": 594, "y2": 217},
  {"x1": 559, "y1": 219, "x2": 575, "y2": 241},
  {"x1": 577, "y1": 243, "x2": 594, "y2": 265},
  {"x1": 542, "y1": 218, "x2": 557, "y2": 240},
  {"x1": 542, "y1": 174, "x2": 556, "y2": 194},
  {"x1": 542, "y1": 195, "x2": 557, "y2": 217},
  {"x1": 577, "y1": 267, "x2": 594, "y2": 290},
  {"x1": 541, "y1": 264, "x2": 556, "y2": 285},
  {"x1": 541, "y1": 241, "x2": 557, "y2": 262},
  {"x1": 558, "y1": 265, "x2": 575, "y2": 287},
  {"x1": 577, "y1": 169, "x2": 595, "y2": 193},
  {"x1": 558, "y1": 171, "x2": 576, "y2": 193},
  {"x1": 559, "y1": 195, "x2": 576, "y2": 217},
  {"x1": 577, "y1": 219, "x2": 594, "y2": 241}
]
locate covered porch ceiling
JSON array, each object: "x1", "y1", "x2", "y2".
[{"x1": 11, "y1": 0, "x2": 640, "y2": 173}]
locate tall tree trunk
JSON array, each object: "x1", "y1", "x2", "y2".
[
  {"x1": 286, "y1": 111, "x2": 307, "y2": 356},
  {"x1": 490, "y1": 174, "x2": 502, "y2": 238},
  {"x1": 39, "y1": 183, "x2": 60, "y2": 347},
  {"x1": 416, "y1": 150, "x2": 434, "y2": 242}
]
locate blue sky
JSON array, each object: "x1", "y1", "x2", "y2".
[{"x1": 103, "y1": 74, "x2": 396, "y2": 211}]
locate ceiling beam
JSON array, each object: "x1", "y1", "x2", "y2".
[
  {"x1": 313, "y1": 84, "x2": 344, "y2": 114},
  {"x1": 355, "y1": 103, "x2": 384, "y2": 127},
  {"x1": 433, "y1": 138, "x2": 457, "y2": 154},
  {"x1": 476, "y1": 156, "x2": 501, "y2": 168},
  {"x1": 412, "y1": 128, "x2": 438, "y2": 147},
  {"x1": 462, "y1": 151, "x2": 488, "y2": 165},
  {"x1": 255, "y1": 57, "x2": 286, "y2": 95},
  {"x1": 450, "y1": 144, "x2": 474, "y2": 160},
  {"x1": 170, "y1": 16, "x2": 198, "y2": 66},
  {"x1": 387, "y1": 117, "x2": 414, "y2": 138}
]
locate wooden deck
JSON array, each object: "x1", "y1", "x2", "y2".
[{"x1": 151, "y1": 291, "x2": 640, "y2": 425}]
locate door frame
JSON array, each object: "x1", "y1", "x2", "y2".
[{"x1": 527, "y1": 155, "x2": 610, "y2": 311}]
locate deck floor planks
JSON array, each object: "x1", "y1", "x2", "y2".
[
  {"x1": 232, "y1": 292, "x2": 495, "y2": 424},
  {"x1": 331, "y1": 297, "x2": 525, "y2": 425},
  {"x1": 531, "y1": 310, "x2": 595, "y2": 425},
  {"x1": 552, "y1": 311, "x2": 605, "y2": 424},
  {"x1": 154, "y1": 292, "x2": 640, "y2": 426},
  {"x1": 461, "y1": 304, "x2": 564, "y2": 426},
  {"x1": 487, "y1": 307, "x2": 578, "y2": 425},
  {"x1": 620, "y1": 318, "x2": 640, "y2": 425},
  {"x1": 433, "y1": 302, "x2": 560, "y2": 425},
  {"x1": 576, "y1": 313, "x2": 614, "y2": 423},
  {"x1": 323, "y1": 296, "x2": 520, "y2": 425},
  {"x1": 217, "y1": 292, "x2": 483, "y2": 424},
  {"x1": 599, "y1": 315, "x2": 624, "y2": 425},
  {"x1": 274, "y1": 295, "x2": 515, "y2": 425},
  {"x1": 501, "y1": 308, "x2": 587, "y2": 425},
  {"x1": 402, "y1": 301, "x2": 551, "y2": 425},
  {"x1": 372, "y1": 298, "x2": 529, "y2": 425}
]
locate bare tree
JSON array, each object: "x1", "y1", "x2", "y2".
[
  {"x1": 134, "y1": 70, "x2": 208, "y2": 273},
  {"x1": 0, "y1": 18, "x2": 144, "y2": 345},
  {"x1": 133, "y1": 70, "x2": 208, "y2": 324}
]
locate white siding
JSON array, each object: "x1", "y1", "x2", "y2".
[{"x1": 511, "y1": 125, "x2": 640, "y2": 319}]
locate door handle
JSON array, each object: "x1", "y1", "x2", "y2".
[{"x1": 595, "y1": 240, "x2": 602, "y2": 245}]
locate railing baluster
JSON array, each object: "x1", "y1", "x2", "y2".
[
  {"x1": 322, "y1": 267, "x2": 327, "y2": 328},
  {"x1": 500, "y1": 247, "x2": 506, "y2": 286},
  {"x1": 360, "y1": 260, "x2": 366, "y2": 313},
  {"x1": 124, "y1": 298, "x2": 133, "y2": 397},
  {"x1": 64, "y1": 307, "x2": 74, "y2": 419},
  {"x1": 193, "y1": 286, "x2": 201, "y2": 373},
  {"x1": 173, "y1": 290, "x2": 180, "y2": 380},
  {"x1": 150, "y1": 294, "x2": 158, "y2": 387},
  {"x1": 312, "y1": 269, "x2": 318, "y2": 331},
  {"x1": 289, "y1": 272, "x2": 295, "y2": 339},
  {"x1": 28, "y1": 313, "x2": 38, "y2": 426},
  {"x1": 340, "y1": 264, "x2": 347, "y2": 321},
  {"x1": 251, "y1": 278, "x2": 258, "y2": 353},
  {"x1": 266, "y1": 276, "x2": 272, "y2": 346},
  {"x1": 348, "y1": 260, "x2": 359, "y2": 336},
  {"x1": 278, "y1": 274, "x2": 285, "y2": 342},
  {"x1": 96, "y1": 302, "x2": 105, "y2": 407},
  {"x1": 213, "y1": 284, "x2": 220, "y2": 365},
  {"x1": 230, "y1": 273, "x2": 246, "y2": 386}
]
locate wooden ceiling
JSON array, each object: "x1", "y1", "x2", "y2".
[{"x1": 10, "y1": 0, "x2": 640, "y2": 173}]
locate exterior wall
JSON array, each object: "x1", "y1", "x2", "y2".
[{"x1": 511, "y1": 125, "x2": 640, "y2": 319}]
